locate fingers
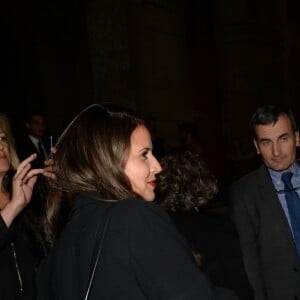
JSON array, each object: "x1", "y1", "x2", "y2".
[
  {"x1": 43, "y1": 170, "x2": 56, "y2": 179},
  {"x1": 24, "y1": 172, "x2": 39, "y2": 189},
  {"x1": 44, "y1": 157, "x2": 54, "y2": 166},
  {"x1": 26, "y1": 168, "x2": 44, "y2": 177},
  {"x1": 22, "y1": 168, "x2": 44, "y2": 184},
  {"x1": 44, "y1": 147, "x2": 56, "y2": 162},
  {"x1": 14, "y1": 164, "x2": 31, "y2": 184},
  {"x1": 16, "y1": 153, "x2": 37, "y2": 172},
  {"x1": 14, "y1": 154, "x2": 40, "y2": 186},
  {"x1": 43, "y1": 151, "x2": 55, "y2": 179},
  {"x1": 9, "y1": 154, "x2": 41, "y2": 217},
  {"x1": 44, "y1": 147, "x2": 56, "y2": 165},
  {"x1": 50, "y1": 147, "x2": 57, "y2": 154}
]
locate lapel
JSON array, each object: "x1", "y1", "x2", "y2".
[
  {"x1": 256, "y1": 165, "x2": 278, "y2": 202},
  {"x1": 256, "y1": 165, "x2": 296, "y2": 245}
]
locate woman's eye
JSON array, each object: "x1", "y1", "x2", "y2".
[
  {"x1": 141, "y1": 151, "x2": 148, "y2": 159},
  {"x1": 0, "y1": 136, "x2": 8, "y2": 144}
]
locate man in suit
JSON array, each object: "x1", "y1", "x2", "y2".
[
  {"x1": 15, "y1": 111, "x2": 50, "y2": 225},
  {"x1": 229, "y1": 104, "x2": 300, "y2": 300},
  {"x1": 16, "y1": 111, "x2": 49, "y2": 169}
]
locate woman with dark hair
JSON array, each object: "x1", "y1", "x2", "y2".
[
  {"x1": 37, "y1": 104, "x2": 238, "y2": 299},
  {"x1": 156, "y1": 148, "x2": 253, "y2": 300},
  {"x1": 156, "y1": 148, "x2": 218, "y2": 212}
]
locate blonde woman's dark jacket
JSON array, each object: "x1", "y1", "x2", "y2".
[{"x1": 0, "y1": 214, "x2": 37, "y2": 299}]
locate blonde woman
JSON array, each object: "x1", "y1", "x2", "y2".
[{"x1": 0, "y1": 113, "x2": 46, "y2": 299}]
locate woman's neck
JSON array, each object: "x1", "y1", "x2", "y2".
[{"x1": 0, "y1": 189, "x2": 9, "y2": 210}]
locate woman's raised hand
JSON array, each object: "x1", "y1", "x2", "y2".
[{"x1": 1, "y1": 153, "x2": 44, "y2": 227}]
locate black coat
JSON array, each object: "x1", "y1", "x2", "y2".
[
  {"x1": 0, "y1": 214, "x2": 37, "y2": 300},
  {"x1": 16, "y1": 135, "x2": 49, "y2": 169},
  {"x1": 169, "y1": 211, "x2": 253, "y2": 300},
  {"x1": 229, "y1": 165, "x2": 300, "y2": 300},
  {"x1": 37, "y1": 192, "x2": 238, "y2": 300}
]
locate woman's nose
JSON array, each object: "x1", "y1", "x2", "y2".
[{"x1": 151, "y1": 155, "x2": 162, "y2": 174}]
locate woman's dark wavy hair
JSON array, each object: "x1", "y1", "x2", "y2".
[
  {"x1": 156, "y1": 148, "x2": 218, "y2": 212},
  {"x1": 46, "y1": 104, "x2": 145, "y2": 239}
]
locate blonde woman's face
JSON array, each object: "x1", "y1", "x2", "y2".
[
  {"x1": 124, "y1": 125, "x2": 162, "y2": 201},
  {"x1": 0, "y1": 130, "x2": 10, "y2": 174}
]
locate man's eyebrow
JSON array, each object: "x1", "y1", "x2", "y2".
[
  {"x1": 277, "y1": 132, "x2": 289, "y2": 139},
  {"x1": 258, "y1": 137, "x2": 270, "y2": 143},
  {"x1": 258, "y1": 132, "x2": 289, "y2": 143}
]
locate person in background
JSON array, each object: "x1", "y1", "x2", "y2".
[
  {"x1": 0, "y1": 113, "x2": 48, "y2": 299},
  {"x1": 156, "y1": 148, "x2": 253, "y2": 300},
  {"x1": 178, "y1": 122, "x2": 204, "y2": 158},
  {"x1": 16, "y1": 110, "x2": 51, "y2": 226},
  {"x1": 16, "y1": 111, "x2": 49, "y2": 169},
  {"x1": 37, "y1": 104, "x2": 238, "y2": 299},
  {"x1": 229, "y1": 104, "x2": 300, "y2": 300}
]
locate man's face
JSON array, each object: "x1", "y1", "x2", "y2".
[
  {"x1": 26, "y1": 115, "x2": 46, "y2": 139},
  {"x1": 253, "y1": 113, "x2": 300, "y2": 172}
]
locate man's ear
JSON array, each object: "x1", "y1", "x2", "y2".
[
  {"x1": 253, "y1": 139, "x2": 260, "y2": 154},
  {"x1": 295, "y1": 131, "x2": 300, "y2": 147},
  {"x1": 25, "y1": 122, "x2": 30, "y2": 130}
]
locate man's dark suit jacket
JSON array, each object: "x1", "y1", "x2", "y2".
[
  {"x1": 16, "y1": 135, "x2": 49, "y2": 169},
  {"x1": 229, "y1": 165, "x2": 300, "y2": 300},
  {"x1": 37, "y1": 192, "x2": 238, "y2": 300},
  {"x1": 15, "y1": 134, "x2": 50, "y2": 218}
]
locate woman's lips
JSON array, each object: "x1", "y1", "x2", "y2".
[{"x1": 148, "y1": 180, "x2": 157, "y2": 188}]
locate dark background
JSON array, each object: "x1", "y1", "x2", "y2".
[{"x1": 2, "y1": 0, "x2": 300, "y2": 185}]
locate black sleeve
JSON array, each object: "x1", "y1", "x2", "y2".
[
  {"x1": 125, "y1": 199, "x2": 238, "y2": 300},
  {"x1": 229, "y1": 184, "x2": 266, "y2": 300},
  {"x1": 0, "y1": 214, "x2": 15, "y2": 249}
]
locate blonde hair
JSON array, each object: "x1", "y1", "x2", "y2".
[{"x1": 0, "y1": 113, "x2": 20, "y2": 170}]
